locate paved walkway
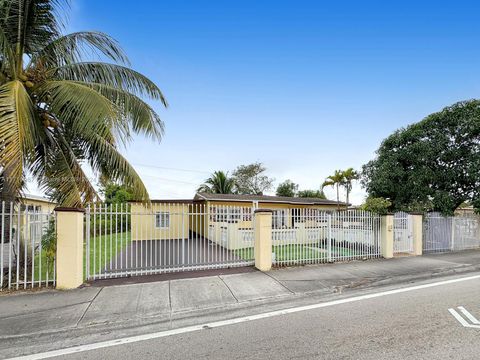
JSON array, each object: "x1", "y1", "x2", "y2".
[{"x1": 1, "y1": 251, "x2": 480, "y2": 339}]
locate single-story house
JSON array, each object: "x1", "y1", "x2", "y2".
[
  {"x1": 18, "y1": 194, "x2": 57, "y2": 213},
  {"x1": 129, "y1": 200, "x2": 193, "y2": 242},
  {"x1": 1, "y1": 194, "x2": 57, "y2": 268},
  {"x1": 130, "y1": 193, "x2": 347, "y2": 249}
]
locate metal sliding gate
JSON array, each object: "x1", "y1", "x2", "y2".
[
  {"x1": 85, "y1": 203, "x2": 255, "y2": 280},
  {"x1": 393, "y1": 212, "x2": 414, "y2": 254},
  {"x1": 423, "y1": 213, "x2": 480, "y2": 253},
  {"x1": 271, "y1": 209, "x2": 382, "y2": 267}
]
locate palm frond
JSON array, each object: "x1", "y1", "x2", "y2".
[
  {"x1": 84, "y1": 133, "x2": 149, "y2": 201},
  {"x1": 36, "y1": 80, "x2": 126, "y2": 136},
  {"x1": 52, "y1": 62, "x2": 167, "y2": 104},
  {"x1": 78, "y1": 82, "x2": 164, "y2": 140},
  {"x1": 0, "y1": 80, "x2": 37, "y2": 194},
  {"x1": 0, "y1": 25, "x2": 16, "y2": 77},
  {"x1": 36, "y1": 131, "x2": 98, "y2": 206},
  {"x1": 0, "y1": 0, "x2": 64, "y2": 56},
  {"x1": 33, "y1": 31, "x2": 130, "y2": 67}
]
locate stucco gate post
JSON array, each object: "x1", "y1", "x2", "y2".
[
  {"x1": 254, "y1": 209, "x2": 273, "y2": 271},
  {"x1": 55, "y1": 207, "x2": 85, "y2": 289},
  {"x1": 411, "y1": 212, "x2": 423, "y2": 256},
  {"x1": 381, "y1": 213, "x2": 394, "y2": 259}
]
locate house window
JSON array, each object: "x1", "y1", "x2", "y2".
[
  {"x1": 273, "y1": 210, "x2": 288, "y2": 229},
  {"x1": 155, "y1": 212, "x2": 170, "y2": 228}
]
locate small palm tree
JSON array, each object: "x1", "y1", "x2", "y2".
[
  {"x1": 198, "y1": 171, "x2": 236, "y2": 194},
  {"x1": 322, "y1": 170, "x2": 345, "y2": 208},
  {"x1": 341, "y1": 167, "x2": 359, "y2": 207},
  {"x1": 0, "y1": 0, "x2": 167, "y2": 206}
]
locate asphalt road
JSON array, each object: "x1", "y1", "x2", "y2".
[{"x1": 12, "y1": 274, "x2": 480, "y2": 360}]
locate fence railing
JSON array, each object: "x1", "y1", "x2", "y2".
[
  {"x1": 271, "y1": 209, "x2": 382, "y2": 266},
  {"x1": 423, "y1": 213, "x2": 480, "y2": 253},
  {"x1": 84, "y1": 203, "x2": 255, "y2": 280},
  {"x1": 1, "y1": 202, "x2": 56, "y2": 291},
  {"x1": 393, "y1": 211, "x2": 413, "y2": 254}
]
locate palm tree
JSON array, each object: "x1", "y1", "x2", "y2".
[
  {"x1": 198, "y1": 171, "x2": 236, "y2": 194},
  {"x1": 322, "y1": 170, "x2": 345, "y2": 208},
  {"x1": 0, "y1": 0, "x2": 167, "y2": 206},
  {"x1": 341, "y1": 167, "x2": 359, "y2": 207}
]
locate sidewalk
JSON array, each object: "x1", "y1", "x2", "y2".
[{"x1": 1, "y1": 251, "x2": 480, "y2": 339}]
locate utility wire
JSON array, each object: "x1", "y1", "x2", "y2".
[{"x1": 133, "y1": 163, "x2": 211, "y2": 175}]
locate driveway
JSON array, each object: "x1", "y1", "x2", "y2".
[{"x1": 105, "y1": 235, "x2": 246, "y2": 275}]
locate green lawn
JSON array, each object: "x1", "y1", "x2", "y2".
[
  {"x1": 85, "y1": 231, "x2": 131, "y2": 277},
  {"x1": 32, "y1": 250, "x2": 55, "y2": 283},
  {"x1": 234, "y1": 244, "x2": 360, "y2": 263}
]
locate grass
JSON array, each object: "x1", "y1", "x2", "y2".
[
  {"x1": 2, "y1": 248, "x2": 55, "y2": 288},
  {"x1": 85, "y1": 231, "x2": 131, "y2": 277},
  {"x1": 234, "y1": 244, "x2": 361, "y2": 262}
]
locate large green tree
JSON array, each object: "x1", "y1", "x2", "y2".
[
  {"x1": 362, "y1": 100, "x2": 480, "y2": 215},
  {"x1": 297, "y1": 189, "x2": 326, "y2": 199},
  {"x1": 100, "y1": 181, "x2": 133, "y2": 205},
  {"x1": 197, "y1": 171, "x2": 235, "y2": 194},
  {"x1": 0, "y1": 0, "x2": 166, "y2": 206},
  {"x1": 232, "y1": 162, "x2": 274, "y2": 195},
  {"x1": 276, "y1": 180, "x2": 298, "y2": 197}
]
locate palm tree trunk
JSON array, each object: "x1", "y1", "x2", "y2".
[
  {"x1": 346, "y1": 187, "x2": 350, "y2": 209},
  {"x1": 336, "y1": 184, "x2": 340, "y2": 209}
]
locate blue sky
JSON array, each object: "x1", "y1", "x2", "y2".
[{"x1": 31, "y1": 0, "x2": 480, "y2": 203}]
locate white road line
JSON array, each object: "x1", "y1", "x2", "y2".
[
  {"x1": 448, "y1": 308, "x2": 473, "y2": 328},
  {"x1": 8, "y1": 274, "x2": 480, "y2": 360},
  {"x1": 458, "y1": 306, "x2": 480, "y2": 325}
]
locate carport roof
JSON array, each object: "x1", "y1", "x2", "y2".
[
  {"x1": 128, "y1": 199, "x2": 194, "y2": 204},
  {"x1": 194, "y1": 192, "x2": 346, "y2": 206}
]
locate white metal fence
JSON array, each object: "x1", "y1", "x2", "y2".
[
  {"x1": 271, "y1": 209, "x2": 382, "y2": 266},
  {"x1": 423, "y1": 213, "x2": 480, "y2": 253},
  {"x1": 393, "y1": 212, "x2": 414, "y2": 254},
  {"x1": 1, "y1": 202, "x2": 56, "y2": 291},
  {"x1": 85, "y1": 203, "x2": 255, "y2": 280}
]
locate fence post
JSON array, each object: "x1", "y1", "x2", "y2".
[
  {"x1": 381, "y1": 214, "x2": 394, "y2": 259},
  {"x1": 55, "y1": 207, "x2": 85, "y2": 289},
  {"x1": 254, "y1": 209, "x2": 273, "y2": 271},
  {"x1": 327, "y1": 214, "x2": 332, "y2": 262},
  {"x1": 411, "y1": 213, "x2": 423, "y2": 256}
]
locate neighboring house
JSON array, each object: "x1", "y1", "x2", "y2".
[
  {"x1": 1, "y1": 194, "x2": 57, "y2": 269},
  {"x1": 18, "y1": 194, "x2": 57, "y2": 213},
  {"x1": 130, "y1": 193, "x2": 347, "y2": 247},
  {"x1": 129, "y1": 200, "x2": 193, "y2": 241},
  {"x1": 455, "y1": 206, "x2": 475, "y2": 216}
]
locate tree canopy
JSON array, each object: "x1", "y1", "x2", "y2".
[
  {"x1": 297, "y1": 189, "x2": 326, "y2": 199},
  {"x1": 197, "y1": 171, "x2": 235, "y2": 194},
  {"x1": 232, "y1": 162, "x2": 274, "y2": 195},
  {"x1": 276, "y1": 180, "x2": 298, "y2": 197},
  {"x1": 0, "y1": 0, "x2": 166, "y2": 206},
  {"x1": 362, "y1": 100, "x2": 480, "y2": 215},
  {"x1": 341, "y1": 167, "x2": 359, "y2": 206},
  {"x1": 322, "y1": 170, "x2": 344, "y2": 207},
  {"x1": 360, "y1": 197, "x2": 392, "y2": 215},
  {"x1": 100, "y1": 181, "x2": 133, "y2": 205}
]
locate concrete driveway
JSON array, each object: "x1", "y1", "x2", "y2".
[{"x1": 105, "y1": 235, "x2": 247, "y2": 275}]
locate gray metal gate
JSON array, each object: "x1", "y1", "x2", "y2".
[
  {"x1": 422, "y1": 213, "x2": 480, "y2": 253},
  {"x1": 423, "y1": 213, "x2": 453, "y2": 253}
]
